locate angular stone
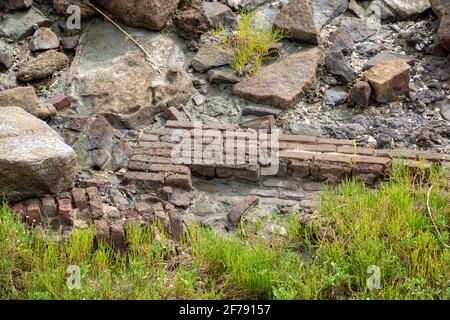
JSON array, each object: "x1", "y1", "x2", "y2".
[
  {"x1": 124, "y1": 171, "x2": 165, "y2": 191},
  {"x1": 382, "y1": 0, "x2": 431, "y2": 19},
  {"x1": 191, "y1": 43, "x2": 233, "y2": 72},
  {"x1": 29, "y1": 28, "x2": 60, "y2": 52},
  {"x1": 348, "y1": 81, "x2": 372, "y2": 107},
  {"x1": 233, "y1": 48, "x2": 320, "y2": 109},
  {"x1": 227, "y1": 196, "x2": 259, "y2": 227},
  {"x1": 274, "y1": 0, "x2": 321, "y2": 44},
  {"x1": 352, "y1": 163, "x2": 385, "y2": 185},
  {"x1": 208, "y1": 69, "x2": 242, "y2": 84},
  {"x1": 0, "y1": 107, "x2": 76, "y2": 202},
  {"x1": 203, "y1": 2, "x2": 237, "y2": 27},
  {"x1": 430, "y1": 0, "x2": 450, "y2": 18},
  {"x1": 163, "y1": 106, "x2": 184, "y2": 121},
  {"x1": 93, "y1": 0, "x2": 180, "y2": 31},
  {"x1": 0, "y1": 86, "x2": 56, "y2": 120},
  {"x1": 341, "y1": 16, "x2": 376, "y2": 42},
  {"x1": 242, "y1": 104, "x2": 283, "y2": 117},
  {"x1": 0, "y1": 51, "x2": 13, "y2": 71},
  {"x1": 312, "y1": 0, "x2": 349, "y2": 28},
  {"x1": 61, "y1": 36, "x2": 79, "y2": 50},
  {"x1": 363, "y1": 60, "x2": 411, "y2": 103},
  {"x1": 18, "y1": 50, "x2": 69, "y2": 82},
  {"x1": 325, "y1": 50, "x2": 357, "y2": 83},
  {"x1": 174, "y1": 8, "x2": 210, "y2": 38},
  {"x1": 329, "y1": 28, "x2": 354, "y2": 54},
  {"x1": 108, "y1": 188, "x2": 130, "y2": 211}
]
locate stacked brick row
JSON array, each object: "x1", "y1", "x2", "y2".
[
  {"x1": 10, "y1": 176, "x2": 187, "y2": 249},
  {"x1": 128, "y1": 121, "x2": 449, "y2": 186}
]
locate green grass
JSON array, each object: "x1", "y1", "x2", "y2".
[
  {"x1": 0, "y1": 165, "x2": 449, "y2": 299},
  {"x1": 221, "y1": 11, "x2": 288, "y2": 75}
]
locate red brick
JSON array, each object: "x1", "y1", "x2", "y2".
[
  {"x1": 124, "y1": 171, "x2": 165, "y2": 190},
  {"x1": 11, "y1": 202, "x2": 26, "y2": 220},
  {"x1": 139, "y1": 134, "x2": 159, "y2": 142},
  {"x1": 279, "y1": 134, "x2": 317, "y2": 143},
  {"x1": 111, "y1": 222, "x2": 127, "y2": 252},
  {"x1": 164, "y1": 106, "x2": 183, "y2": 121},
  {"x1": 137, "y1": 141, "x2": 174, "y2": 149},
  {"x1": 280, "y1": 143, "x2": 337, "y2": 153},
  {"x1": 317, "y1": 137, "x2": 354, "y2": 145},
  {"x1": 388, "y1": 149, "x2": 418, "y2": 159},
  {"x1": 311, "y1": 163, "x2": 352, "y2": 184},
  {"x1": 314, "y1": 153, "x2": 354, "y2": 163},
  {"x1": 352, "y1": 163, "x2": 385, "y2": 185},
  {"x1": 227, "y1": 196, "x2": 259, "y2": 227},
  {"x1": 42, "y1": 195, "x2": 57, "y2": 217},
  {"x1": 288, "y1": 159, "x2": 311, "y2": 178},
  {"x1": 189, "y1": 164, "x2": 216, "y2": 178},
  {"x1": 85, "y1": 187, "x2": 102, "y2": 203},
  {"x1": 26, "y1": 199, "x2": 42, "y2": 225},
  {"x1": 78, "y1": 178, "x2": 112, "y2": 188},
  {"x1": 108, "y1": 189, "x2": 130, "y2": 211},
  {"x1": 58, "y1": 198, "x2": 75, "y2": 226},
  {"x1": 132, "y1": 148, "x2": 173, "y2": 157},
  {"x1": 353, "y1": 156, "x2": 391, "y2": 166},
  {"x1": 337, "y1": 146, "x2": 375, "y2": 156},
  {"x1": 95, "y1": 219, "x2": 110, "y2": 244},
  {"x1": 50, "y1": 95, "x2": 71, "y2": 111},
  {"x1": 278, "y1": 151, "x2": 314, "y2": 161},
  {"x1": 165, "y1": 174, "x2": 193, "y2": 190},
  {"x1": 130, "y1": 155, "x2": 173, "y2": 164},
  {"x1": 71, "y1": 188, "x2": 88, "y2": 211},
  {"x1": 416, "y1": 151, "x2": 446, "y2": 162}
]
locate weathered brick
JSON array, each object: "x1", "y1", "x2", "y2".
[
  {"x1": 353, "y1": 156, "x2": 391, "y2": 166},
  {"x1": 137, "y1": 141, "x2": 174, "y2": 149},
  {"x1": 280, "y1": 143, "x2": 337, "y2": 153},
  {"x1": 352, "y1": 163, "x2": 385, "y2": 185},
  {"x1": 26, "y1": 199, "x2": 42, "y2": 225},
  {"x1": 27, "y1": 199, "x2": 42, "y2": 225},
  {"x1": 71, "y1": 188, "x2": 88, "y2": 211},
  {"x1": 58, "y1": 198, "x2": 75, "y2": 226},
  {"x1": 387, "y1": 149, "x2": 418, "y2": 160},
  {"x1": 78, "y1": 177, "x2": 112, "y2": 188},
  {"x1": 311, "y1": 163, "x2": 352, "y2": 184},
  {"x1": 11, "y1": 202, "x2": 27, "y2": 220},
  {"x1": 314, "y1": 153, "x2": 354, "y2": 164},
  {"x1": 130, "y1": 155, "x2": 173, "y2": 164},
  {"x1": 94, "y1": 219, "x2": 110, "y2": 244},
  {"x1": 288, "y1": 159, "x2": 311, "y2": 178},
  {"x1": 108, "y1": 188, "x2": 130, "y2": 211},
  {"x1": 41, "y1": 195, "x2": 57, "y2": 217},
  {"x1": 216, "y1": 164, "x2": 261, "y2": 182},
  {"x1": 85, "y1": 187, "x2": 102, "y2": 203},
  {"x1": 124, "y1": 171, "x2": 165, "y2": 191},
  {"x1": 337, "y1": 146, "x2": 376, "y2": 156},
  {"x1": 111, "y1": 222, "x2": 127, "y2": 251},
  {"x1": 139, "y1": 134, "x2": 159, "y2": 142},
  {"x1": 165, "y1": 174, "x2": 193, "y2": 190},
  {"x1": 189, "y1": 164, "x2": 216, "y2": 178},
  {"x1": 132, "y1": 148, "x2": 173, "y2": 157},
  {"x1": 317, "y1": 137, "x2": 354, "y2": 145},
  {"x1": 279, "y1": 134, "x2": 317, "y2": 143},
  {"x1": 227, "y1": 196, "x2": 259, "y2": 227},
  {"x1": 278, "y1": 151, "x2": 314, "y2": 161},
  {"x1": 164, "y1": 106, "x2": 184, "y2": 121}
]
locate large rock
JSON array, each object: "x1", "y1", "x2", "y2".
[
  {"x1": 382, "y1": 0, "x2": 431, "y2": 19},
  {"x1": 18, "y1": 50, "x2": 69, "y2": 82},
  {"x1": 363, "y1": 60, "x2": 411, "y2": 103},
  {"x1": 233, "y1": 47, "x2": 320, "y2": 109},
  {"x1": 430, "y1": 0, "x2": 450, "y2": 18},
  {"x1": 69, "y1": 21, "x2": 194, "y2": 129},
  {"x1": 0, "y1": 0, "x2": 33, "y2": 10},
  {"x1": 274, "y1": 0, "x2": 321, "y2": 44},
  {"x1": 92, "y1": 0, "x2": 180, "y2": 31},
  {"x1": 0, "y1": 107, "x2": 76, "y2": 202},
  {"x1": 0, "y1": 86, "x2": 56, "y2": 120}
]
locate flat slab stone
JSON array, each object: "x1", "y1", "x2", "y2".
[
  {"x1": 312, "y1": 0, "x2": 349, "y2": 28},
  {"x1": 0, "y1": 107, "x2": 76, "y2": 201},
  {"x1": 232, "y1": 47, "x2": 320, "y2": 109}
]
